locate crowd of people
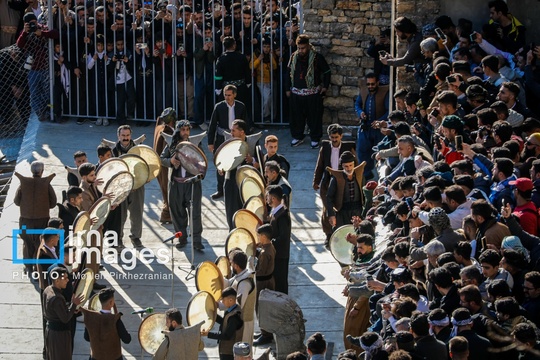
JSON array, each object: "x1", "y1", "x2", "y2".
[
  {"x1": 318, "y1": 1, "x2": 540, "y2": 359},
  {"x1": 1, "y1": 0, "x2": 303, "y2": 127},
  {"x1": 8, "y1": 0, "x2": 540, "y2": 358}
]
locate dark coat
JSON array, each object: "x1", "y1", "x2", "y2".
[
  {"x1": 208, "y1": 100, "x2": 247, "y2": 146},
  {"x1": 457, "y1": 329, "x2": 493, "y2": 360},
  {"x1": 414, "y1": 335, "x2": 448, "y2": 360}
]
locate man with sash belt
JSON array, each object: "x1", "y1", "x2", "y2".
[
  {"x1": 214, "y1": 36, "x2": 251, "y2": 127},
  {"x1": 160, "y1": 120, "x2": 204, "y2": 251},
  {"x1": 42, "y1": 267, "x2": 83, "y2": 360},
  {"x1": 285, "y1": 34, "x2": 331, "y2": 149},
  {"x1": 154, "y1": 108, "x2": 176, "y2": 224},
  {"x1": 208, "y1": 85, "x2": 247, "y2": 200},
  {"x1": 313, "y1": 124, "x2": 356, "y2": 247},
  {"x1": 224, "y1": 250, "x2": 257, "y2": 348},
  {"x1": 112, "y1": 125, "x2": 145, "y2": 248},
  {"x1": 82, "y1": 288, "x2": 131, "y2": 360}
]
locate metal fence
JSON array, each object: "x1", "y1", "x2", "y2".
[{"x1": 8, "y1": 0, "x2": 304, "y2": 127}]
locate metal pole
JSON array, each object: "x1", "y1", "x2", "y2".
[{"x1": 388, "y1": 0, "x2": 396, "y2": 113}]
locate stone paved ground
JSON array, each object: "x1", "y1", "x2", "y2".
[{"x1": 0, "y1": 117, "x2": 352, "y2": 359}]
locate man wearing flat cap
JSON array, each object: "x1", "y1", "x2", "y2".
[
  {"x1": 82, "y1": 288, "x2": 131, "y2": 360},
  {"x1": 326, "y1": 151, "x2": 366, "y2": 231},
  {"x1": 438, "y1": 114, "x2": 465, "y2": 165}
]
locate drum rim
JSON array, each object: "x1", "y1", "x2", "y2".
[
  {"x1": 195, "y1": 261, "x2": 224, "y2": 302},
  {"x1": 127, "y1": 144, "x2": 161, "y2": 182},
  {"x1": 88, "y1": 197, "x2": 111, "y2": 230},
  {"x1": 185, "y1": 290, "x2": 217, "y2": 330},
  {"x1": 240, "y1": 177, "x2": 264, "y2": 204},
  {"x1": 95, "y1": 158, "x2": 129, "y2": 193},
  {"x1": 329, "y1": 224, "x2": 356, "y2": 266},
  {"x1": 225, "y1": 227, "x2": 256, "y2": 257},
  {"x1": 138, "y1": 312, "x2": 167, "y2": 354},
  {"x1": 103, "y1": 171, "x2": 134, "y2": 207},
  {"x1": 214, "y1": 138, "x2": 248, "y2": 172},
  {"x1": 175, "y1": 141, "x2": 209, "y2": 178},
  {"x1": 236, "y1": 165, "x2": 266, "y2": 190},
  {"x1": 119, "y1": 153, "x2": 150, "y2": 189}
]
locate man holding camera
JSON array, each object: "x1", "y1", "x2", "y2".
[
  {"x1": 16, "y1": 13, "x2": 59, "y2": 122},
  {"x1": 355, "y1": 73, "x2": 389, "y2": 179}
]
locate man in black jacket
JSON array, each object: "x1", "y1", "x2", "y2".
[
  {"x1": 266, "y1": 185, "x2": 291, "y2": 294},
  {"x1": 207, "y1": 84, "x2": 247, "y2": 200},
  {"x1": 410, "y1": 312, "x2": 448, "y2": 360}
]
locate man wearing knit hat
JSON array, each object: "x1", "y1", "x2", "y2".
[
  {"x1": 17, "y1": 12, "x2": 59, "y2": 122},
  {"x1": 326, "y1": 151, "x2": 365, "y2": 230},
  {"x1": 438, "y1": 114, "x2": 465, "y2": 165}
]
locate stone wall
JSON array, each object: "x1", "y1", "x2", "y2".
[{"x1": 302, "y1": 0, "x2": 441, "y2": 125}]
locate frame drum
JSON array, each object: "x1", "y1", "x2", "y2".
[
  {"x1": 120, "y1": 154, "x2": 150, "y2": 190},
  {"x1": 215, "y1": 256, "x2": 232, "y2": 279},
  {"x1": 103, "y1": 171, "x2": 134, "y2": 207},
  {"x1": 236, "y1": 165, "x2": 265, "y2": 191},
  {"x1": 186, "y1": 290, "x2": 217, "y2": 332},
  {"x1": 175, "y1": 141, "x2": 208, "y2": 178},
  {"x1": 233, "y1": 209, "x2": 262, "y2": 245},
  {"x1": 73, "y1": 211, "x2": 91, "y2": 235},
  {"x1": 195, "y1": 261, "x2": 224, "y2": 302},
  {"x1": 225, "y1": 228, "x2": 256, "y2": 258},
  {"x1": 138, "y1": 313, "x2": 167, "y2": 354},
  {"x1": 244, "y1": 195, "x2": 266, "y2": 223},
  {"x1": 214, "y1": 138, "x2": 248, "y2": 172},
  {"x1": 88, "y1": 197, "x2": 111, "y2": 230},
  {"x1": 95, "y1": 158, "x2": 129, "y2": 194},
  {"x1": 127, "y1": 145, "x2": 161, "y2": 182},
  {"x1": 240, "y1": 177, "x2": 264, "y2": 205},
  {"x1": 74, "y1": 268, "x2": 95, "y2": 309},
  {"x1": 329, "y1": 224, "x2": 356, "y2": 266}
]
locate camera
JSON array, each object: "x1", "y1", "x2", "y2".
[
  {"x1": 136, "y1": 43, "x2": 147, "y2": 49},
  {"x1": 158, "y1": 48, "x2": 165, "y2": 54},
  {"x1": 429, "y1": 108, "x2": 440, "y2": 118},
  {"x1": 455, "y1": 135, "x2": 463, "y2": 151},
  {"x1": 178, "y1": 45, "x2": 184, "y2": 52},
  {"x1": 265, "y1": 26, "x2": 271, "y2": 33},
  {"x1": 447, "y1": 75, "x2": 457, "y2": 83},
  {"x1": 60, "y1": 0, "x2": 67, "y2": 4},
  {"x1": 114, "y1": 53, "x2": 123, "y2": 59},
  {"x1": 470, "y1": 32, "x2": 479, "y2": 42},
  {"x1": 28, "y1": 22, "x2": 38, "y2": 33},
  {"x1": 413, "y1": 122, "x2": 422, "y2": 132},
  {"x1": 378, "y1": 50, "x2": 387, "y2": 57},
  {"x1": 205, "y1": 37, "x2": 212, "y2": 43},
  {"x1": 405, "y1": 197, "x2": 414, "y2": 211},
  {"x1": 404, "y1": 64, "x2": 415, "y2": 73}
]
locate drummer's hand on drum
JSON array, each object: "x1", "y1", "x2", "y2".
[
  {"x1": 208, "y1": 144, "x2": 214, "y2": 153},
  {"x1": 329, "y1": 216, "x2": 337, "y2": 228},
  {"x1": 90, "y1": 216, "x2": 99, "y2": 225},
  {"x1": 345, "y1": 232, "x2": 357, "y2": 245},
  {"x1": 200, "y1": 329, "x2": 209, "y2": 336},
  {"x1": 351, "y1": 215, "x2": 362, "y2": 228},
  {"x1": 95, "y1": 178, "x2": 104, "y2": 187},
  {"x1": 170, "y1": 156, "x2": 180, "y2": 168},
  {"x1": 72, "y1": 293, "x2": 85, "y2": 306}
]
